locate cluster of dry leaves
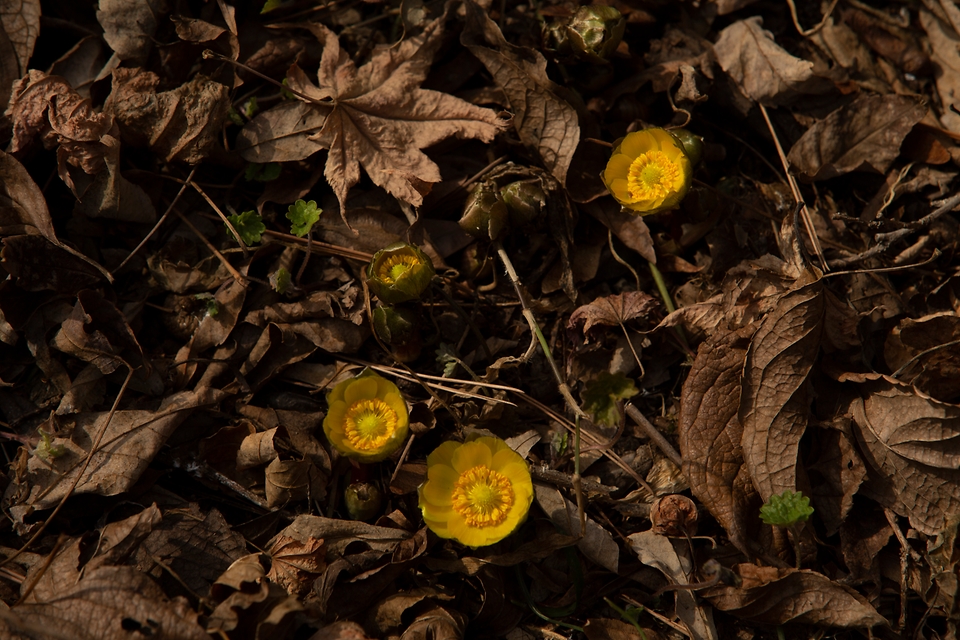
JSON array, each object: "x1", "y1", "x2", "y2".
[{"x1": 2, "y1": 0, "x2": 960, "y2": 638}]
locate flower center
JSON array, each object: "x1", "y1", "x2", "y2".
[
  {"x1": 344, "y1": 398, "x2": 398, "y2": 450},
  {"x1": 378, "y1": 255, "x2": 420, "y2": 284},
  {"x1": 451, "y1": 465, "x2": 515, "y2": 528},
  {"x1": 626, "y1": 150, "x2": 681, "y2": 201}
]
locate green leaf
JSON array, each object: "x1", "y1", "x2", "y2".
[
  {"x1": 271, "y1": 267, "x2": 291, "y2": 294},
  {"x1": 244, "y1": 162, "x2": 281, "y2": 182},
  {"x1": 435, "y1": 343, "x2": 459, "y2": 377},
  {"x1": 227, "y1": 106, "x2": 244, "y2": 127},
  {"x1": 241, "y1": 96, "x2": 259, "y2": 119},
  {"x1": 760, "y1": 490, "x2": 814, "y2": 527},
  {"x1": 225, "y1": 210, "x2": 265, "y2": 245},
  {"x1": 194, "y1": 293, "x2": 219, "y2": 317},
  {"x1": 261, "y1": 0, "x2": 283, "y2": 13},
  {"x1": 286, "y1": 199, "x2": 321, "y2": 237},
  {"x1": 582, "y1": 372, "x2": 638, "y2": 427}
]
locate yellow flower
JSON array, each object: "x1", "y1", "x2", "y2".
[
  {"x1": 602, "y1": 128, "x2": 693, "y2": 215},
  {"x1": 419, "y1": 436, "x2": 533, "y2": 547},
  {"x1": 367, "y1": 242, "x2": 435, "y2": 304},
  {"x1": 323, "y1": 372, "x2": 409, "y2": 463}
]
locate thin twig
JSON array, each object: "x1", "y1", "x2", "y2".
[
  {"x1": 758, "y1": 103, "x2": 829, "y2": 271},
  {"x1": 1, "y1": 367, "x2": 134, "y2": 568},
  {"x1": 786, "y1": 0, "x2": 841, "y2": 36},
  {"x1": 625, "y1": 404, "x2": 682, "y2": 468},
  {"x1": 113, "y1": 167, "x2": 196, "y2": 275},
  {"x1": 829, "y1": 192, "x2": 960, "y2": 269},
  {"x1": 174, "y1": 210, "x2": 247, "y2": 285},
  {"x1": 187, "y1": 178, "x2": 249, "y2": 258}
]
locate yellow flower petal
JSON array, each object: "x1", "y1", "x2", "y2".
[
  {"x1": 428, "y1": 441, "x2": 459, "y2": 468},
  {"x1": 451, "y1": 440, "x2": 492, "y2": 473},
  {"x1": 602, "y1": 128, "x2": 693, "y2": 215},
  {"x1": 344, "y1": 376, "x2": 379, "y2": 405}
]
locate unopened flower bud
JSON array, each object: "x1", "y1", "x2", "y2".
[
  {"x1": 367, "y1": 242, "x2": 435, "y2": 304},
  {"x1": 460, "y1": 183, "x2": 509, "y2": 240},
  {"x1": 373, "y1": 305, "x2": 423, "y2": 362},
  {"x1": 670, "y1": 128, "x2": 704, "y2": 167},
  {"x1": 501, "y1": 181, "x2": 546, "y2": 228},
  {"x1": 344, "y1": 482, "x2": 383, "y2": 520},
  {"x1": 566, "y1": 5, "x2": 625, "y2": 63},
  {"x1": 542, "y1": 21, "x2": 572, "y2": 57}
]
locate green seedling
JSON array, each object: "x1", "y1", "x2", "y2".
[
  {"x1": 194, "y1": 293, "x2": 219, "y2": 317},
  {"x1": 582, "y1": 371, "x2": 638, "y2": 428},
  {"x1": 35, "y1": 429, "x2": 66, "y2": 460},
  {"x1": 760, "y1": 490, "x2": 814, "y2": 568},
  {"x1": 225, "y1": 210, "x2": 265, "y2": 245},
  {"x1": 244, "y1": 162, "x2": 281, "y2": 182},
  {"x1": 286, "y1": 199, "x2": 321, "y2": 237},
  {"x1": 271, "y1": 267, "x2": 291, "y2": 294}
]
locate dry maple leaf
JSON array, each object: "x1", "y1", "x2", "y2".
[{"x1": 238, "y1": 14, "x2": 506, "y2": 217}]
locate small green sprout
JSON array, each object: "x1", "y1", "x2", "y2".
[
  {"x1": 271, "y1": 267, "x2": 291, "y2": 294},
  {"x1": 241, "y1": 96, "x2": 259, "y2": 119},
  {"x1": 227, "y1": 106, "x2": 243, "y2": 127},
  {"x1": 225, "y1": 210, "x2": 265, "y2": 245},
  {"x1": 261, "y1": 0, "x2": 283, "y2": 13},
  {"x1": 36, "y1": 429, "x2": 66, "y2": 460},
  {"x1": 582, "y1": 372, "x2": 638, "y2": 427},
  {"x1": 761, "y1": 490, "x2": 814, "y2": 569},
  {"x1": 280, "y1": 77, "x2": 296, "y2": 100},
  {"x1": 194, "y1": 293, "x2": 219, "y2": 317},
  {"x1": 760, "y1": 490, "x2": 814, "y2": 527},
  {"x1": 286, "y1": 199, "x2": 321, "y2": 237},
  {"x1": 244, "y1": 162, "x2": 281, "y2": 182}
]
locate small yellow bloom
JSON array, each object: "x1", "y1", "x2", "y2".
[
  {"x1": 323, "y1": 372, "x2": 409, "y2": 463},
  {"x1": 367, "y1": 242, "x2": 435, "y2": 304},
  {"x1": 602, "y1": 128, "x2": 693, "y2": 215},
  {"x1": 419, "y1": 436, "x2": 533, "y2": 547}
]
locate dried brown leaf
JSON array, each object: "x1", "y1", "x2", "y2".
[
  {"x1": 240, "y1": 14, "x2": 503, "y2": 214},
  {"x1": 841, "y1": 372, "x2": 960, "y2": 535},
  {"x1": 535, "y1": 483, "x2": 619, "y2": 573},
  {"x1": 10, "y1": 388, "x2": 224, "y2": 510},
  {"x1": 702, "y1": 563, "x2": 886, "y2": 628},
  {"x1": 627, "y1": 531, "x2": 718, "y2": 640},
  {"x1": 584, "y1": 619, "x2": 661, "y2": 640},
  {"x1": 1, "y1": 0, "x2": 39, "y2": 76},
  {"x1": 276, "y1": 514, "x2": 411, "y2": 558},
  {"x1": 582, "y1": 199, "x2": 657, "y2": 263},
  {"x1": 807, "y1": 424, "x2": 867, "y2": 536},
  {"x1": 51, "y1": 289, "x2": 145, "y2": 374},
  {"x1": 106, "y1": 68, "x2": 230, "y2": 164},
  {"x1": 714, "y1": 17, "x2": 831, "y2": 106},
  {"x1": 266, "y1": 534, "x2": 326, "y2": 597},
  {"x1": 11, "y1": 566, "x2": 207, "y2": 640},
  {"x1": 48, "y1": 36, "x2": 109, "y2": 100},
  {"x1": 7, "y1": 70, "x2": 115, "y2": 194},
  {"x1": 96, "y1": 0, "x2": 165, "y2": 62},
  {"x1": 236, "y1": 101, "x2": 326, "y2": 162},
  {"x1": 237, "y1": 426, "x2": 280, "y2": 470},
  {"x1": 922, "y1": 9, "x2": 960, "y2": 134},
  {"x1": 399, "y1": 605, "x2": 466, "y2": 640},
  {"x1": 461, "y1": 0, "x2": 579, "y2": 184},
  {"x1": 739, "y1": 277, "x2": 823, "y2": 501},
  {"x1": 264, "y1": 457, "x2": 325, "y2": 508},
  {"x1": 568, "y1": 291, "x2": 660, "y2": 336},
  {"x1": 787, "y1": 94, "x2": 926, "y2": 181},
  {"x1": 884, "y1": 312, "x2": 960, "y2": 402},
  {"x1": 137, "y1": 503, "x2": 248, "y2": 598}
]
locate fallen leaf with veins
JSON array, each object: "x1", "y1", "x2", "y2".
[
  {"x1": 238, "y1": 13, "x2": 505, "y2": 219},
  {"x1": 841, "y1": 372, "x2": 960, "y2": 536},
  {"x1": 702, "y1": 563, "x2": 886, "y2": 628},
  {"x1": 568, "y1": 291, "x2": 660, "y2": 336}
]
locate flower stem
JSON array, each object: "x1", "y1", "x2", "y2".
[{"x1": 647, "y1": 260, "x2": 692, "y2": 355}]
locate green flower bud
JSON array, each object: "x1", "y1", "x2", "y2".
[
  {"x1": 344, "y1": 482, "x2": 383, "y2": 521},
  {"x1": 373, "y1": 305, "x2": 423, "y2": 362},
  {"x1": 670, "y1": 128, "x2": 704, "y2": 167},
  {"x1": 566, "y1": 5, "x2": 625, "y2": 63},
  {"x1": 367, "y1": 242, "x2": 436, "y2": 304},
  {"x1": 459, "y1": 183, "x2": 509, "y2": 241},
  {"x1": 501, "y1": 181, "x2": 546, "y2": 228},
  {"x1": 542, "y1": 21, "x2": 573, "y2": 57}
]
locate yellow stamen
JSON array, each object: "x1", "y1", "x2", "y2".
[
  {"x1": 452, "y1": 465, "x2": 515, "y2": 528},
  {"x1": 377, "y1": 255, "x2": 421, "y2": 284},
  {"x1": 626, "y1": 150, "x2": 682, "y2": 201},
  {"x1": 344, "y1": 398, "x2": 398, "y2": 450}
]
